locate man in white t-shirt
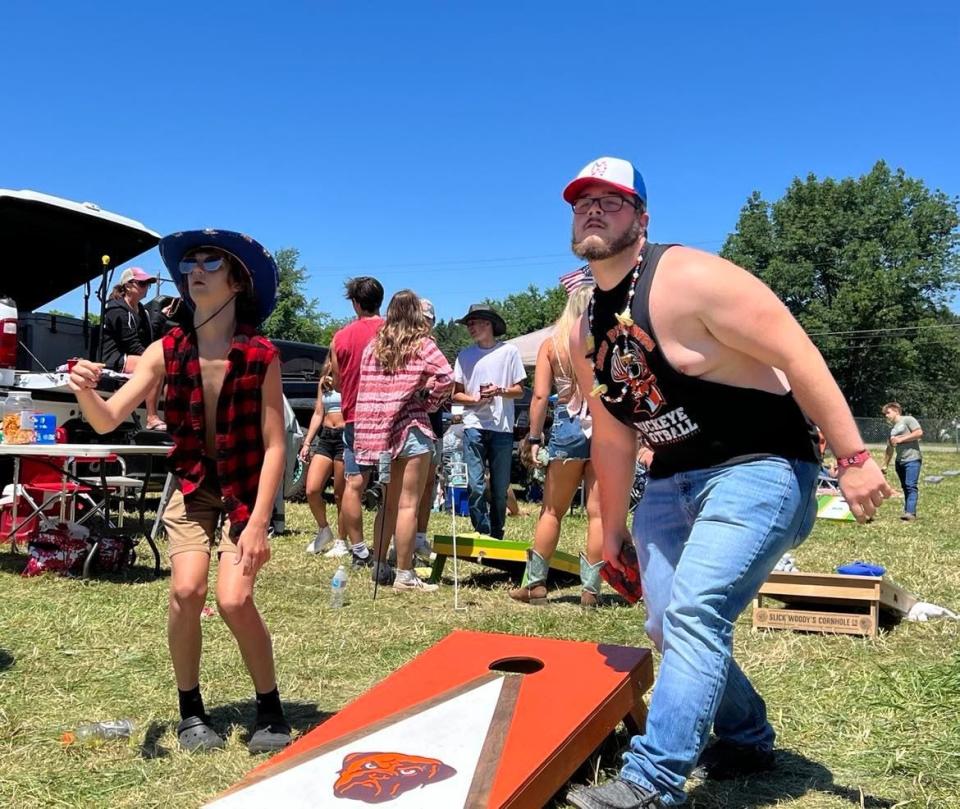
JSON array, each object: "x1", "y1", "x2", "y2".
[{"x1": 452, "y1": 304, "x2": 526, "y2": 538}]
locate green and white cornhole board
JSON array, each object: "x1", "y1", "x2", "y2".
[
  {"x1": 429, "y1": 534, "x2": 579, "y2": 585},
  {"x1": 816, "y1": 493, "x2": 856, "y2": 521}
]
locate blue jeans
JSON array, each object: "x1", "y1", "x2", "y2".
[
  {"x1": 463, "y1": 428, "x2": 514, "y2": 539},
  {"x1": 895, "y1": 458, "x2": 921, "y2": 515},
  {"x1": 342, "y1": 422, "x2": 373, "y2": 477},
  {"x1": 621, "y1": 457, "x2": 819, "y2": 805}
]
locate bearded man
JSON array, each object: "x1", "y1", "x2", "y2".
[{"x1": 562, "y1": 157, "x2": 891, "y2": 809}]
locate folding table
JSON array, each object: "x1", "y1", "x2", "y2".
[{"x1": 0, "y1": 442, "x2": 171, "y2": 574}]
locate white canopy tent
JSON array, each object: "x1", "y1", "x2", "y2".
[{"x1": 505, "y1": 325, "x2": 554, "y2": 367}]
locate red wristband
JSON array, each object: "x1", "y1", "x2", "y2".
[{"x1": 836, "y1": 449, "x2": 871, "y2": 469}]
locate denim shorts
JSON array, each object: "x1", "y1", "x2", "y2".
[
  {"x1": 313, "y1": 426, "x2": 344, "y2": 461},
  {"x1": 342, "y1": 422, "x2": 373, "y2": 477},
  {"x1": 398, "y1": 426, "x2": 434, "y2": 459},
  {"x1": 547, "y1": 409, "x2": 590, "y2": 462}
]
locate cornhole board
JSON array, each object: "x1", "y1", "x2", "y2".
[
  {"x1": 206, "y1": 630, "x2": 653, "y2": 809},
  {"x1": 816, "y1": 493, "x2": 856, "y2": 521},
  {"x1": 428, "y1": 534, "x2": 579, "y2": 585},
  {"x1": 753, "y1": 571, "x2": 918, "y2": 638}
]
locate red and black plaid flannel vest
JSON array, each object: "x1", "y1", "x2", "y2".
[{"x1": 162, "y1": 325, "x2": 279, "y2": 536}]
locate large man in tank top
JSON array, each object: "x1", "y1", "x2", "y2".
[{"x1": 563, "y1": 158, "x2": 892, "y2": 809}]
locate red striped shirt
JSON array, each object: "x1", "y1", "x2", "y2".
[{"x1": 353, "y1": 337, "x2": 453, "y2": 464}]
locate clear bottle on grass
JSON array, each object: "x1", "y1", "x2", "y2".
[
  {"x1": 62, "y1": 719, "x2": 135, "y2": 745},
  {"x1": 330, "y1": 565, "x2": 348, "y2": 608}
]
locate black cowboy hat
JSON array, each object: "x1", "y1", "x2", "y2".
[{"x1": 457, "y1": 303, "x2": 506, "y2": 337}]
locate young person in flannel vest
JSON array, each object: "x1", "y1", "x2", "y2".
[{"x1": 69, "y1": 229, "x2": 292, "y2": 754}]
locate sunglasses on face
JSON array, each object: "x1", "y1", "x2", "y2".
[
  {"x1": 132, "y1": 280, "x2": 152, "y2": 288},
  {"x1": 178, "y1": 254, "x2": 227, "y2": 275}
]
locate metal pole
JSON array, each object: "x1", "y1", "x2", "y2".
[{"x1": 96, "y1": 255, "x2": 111, "y2": 363}]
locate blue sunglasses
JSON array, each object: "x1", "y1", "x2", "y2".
[{"x1": 178, "y1": 255, "x2": 227, "y2": 275}]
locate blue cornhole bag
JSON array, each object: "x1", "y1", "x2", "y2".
[{"x1": 837, "y1": 560, "x2": 886, "y2": 577}]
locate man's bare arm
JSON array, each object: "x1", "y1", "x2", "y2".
[
  {"x1": 679, "y1": 251, "x2": 892, "y2": 519},
  {"x1": 328, "y1": 340, "x2": 341, "y2": 390}
]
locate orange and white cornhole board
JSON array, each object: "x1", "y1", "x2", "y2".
[{"x1": 207, "y1": 630, "x2": 652, "y2": 809}]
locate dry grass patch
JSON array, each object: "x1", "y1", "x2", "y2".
[{"x1": 1, "y1": 452, "x2": 958, "y2": 807}]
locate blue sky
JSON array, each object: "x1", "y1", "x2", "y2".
[{"x1": 2, "y1": 1, "x2": 957, "y2": 324}]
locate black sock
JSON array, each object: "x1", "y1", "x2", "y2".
[
  {"x1": 255, "y1": 687, "x2": 287, "y2": 727},
  {"x1": 178, "y1": 685, "x2": 207, "y2": 722}
]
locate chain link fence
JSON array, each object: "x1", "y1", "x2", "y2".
[{"x1": 855, "y1": 416, "x2": 960, "y2": 450}]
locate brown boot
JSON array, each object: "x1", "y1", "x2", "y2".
[
  {"x1": 579, "y1": 553, "x2": 604, "y2": 608},
  {"x1": 580, "y1": 590, "x2": 602, "y2": 608},
  {"x1": 509, "y1": 549, "x2": 549, "y2": 605},
  {"x1": 509, "y1": 582, "x2": 548, "y2": 604}
]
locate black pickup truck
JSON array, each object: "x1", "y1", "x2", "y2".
[{"x1": 274, "y1": 339, "x2": 329, "y2": 431}]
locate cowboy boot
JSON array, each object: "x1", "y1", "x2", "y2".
[
  {"x1": 509, "y1": 549, "x2": 549, "y2": 605},
  {"x1": 580, "y1": 553, "x2": 604, "y2": 607}
]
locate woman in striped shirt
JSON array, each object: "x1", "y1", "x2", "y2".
[{"x1": 354, "y1": 290, "x2": 453, "y2": 592}]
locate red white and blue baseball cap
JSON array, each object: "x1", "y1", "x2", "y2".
[{"x1": 563, "y1": 157, "x2": 647, "y2": 206}]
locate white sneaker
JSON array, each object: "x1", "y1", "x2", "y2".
[
  {"x1": 324, "y1": 538, "x2": 349, "y2": 558},
  {"x1": 393, "y1": 573, "x2": 439, "y2": 592},
  {"x1": 306, "y1": 526, "x2": 335, "y2": 555}
]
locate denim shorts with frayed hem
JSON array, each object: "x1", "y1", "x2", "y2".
[{"x1": 547, "y1": 409, "x2": 590, "y2": 462}]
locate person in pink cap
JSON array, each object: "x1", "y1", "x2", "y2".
[{"x1": 101, "y1": 266, "x2": 165, "y2": 429}]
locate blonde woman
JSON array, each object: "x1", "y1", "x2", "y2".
[
  {"x1": 511, "y1": 285, "x2": 605, "y2": 607},
  {"x1": 299, "y1": 359, "x2": 347, "y2": 556},
  {"x1": 354, "y1": 290, "x2": 453, "y2": 592}
]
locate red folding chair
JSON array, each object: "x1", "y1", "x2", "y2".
[{"x1": 20, "y1": 456, "x2": 93, "y2": 525}]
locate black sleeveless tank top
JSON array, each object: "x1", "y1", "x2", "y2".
[{"x1": 588, "y1": 242, "x2": 819, "y2": 478}]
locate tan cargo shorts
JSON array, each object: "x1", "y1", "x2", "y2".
[{"x1": 162, "y1": 478, "x2": 238, "y2": 557}]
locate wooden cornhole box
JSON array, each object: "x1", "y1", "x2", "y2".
[
  {"x1": 206, "y1": 630, "x2": 653, "y2": 809},
  {"x1": 429, "y1": 534, "x2": 579, "y2": 585},
  {"x1": 753, "y1": 571, "x2": 917, "y2": 638}
]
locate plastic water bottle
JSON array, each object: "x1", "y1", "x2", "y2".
[
  {"x1": 61, "y1": 719, "x2": 135, "y2": 746},
  {"x1": 378, "y1": 451, "x2": 392, "y2": 484},
  {"x1": 330, "y1": 565, "x2": 348, "y2": 608}
]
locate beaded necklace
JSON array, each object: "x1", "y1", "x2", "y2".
[{"x1": 586, "y1": 246, "x2": 646, "y2": 404}]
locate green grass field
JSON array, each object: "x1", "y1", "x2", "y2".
[{"x1": 1, "y1": 452, "x2": 959, "y2": 808}]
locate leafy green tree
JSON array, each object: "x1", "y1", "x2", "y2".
[
  {"x1": 42, "y1": 308, "x2": 100, "y2": 325},
  {"x1": 432, "y1": 285, "x2": 567, "y2": 363},
  {"x1": 260, "y1": 248, "x2": 346, "y2": 346},
  {"x1": 721, "y1": 161, "x2": 960, "y2": 415},
  {"x1": 433, "y1": 318, "x2": 472, "y2": 361},
  {"x1": 484, "y1": 284, "x2": 567, "y2": 339}
]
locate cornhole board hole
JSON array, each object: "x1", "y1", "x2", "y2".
[
  {"x1": 924, "y1": 475, "x2": 944, "y2": 484},
  {"x1": 428, "y1": 534, "x2": 579, "y2": 585},
  {"x1": 753, "y1": 571, "x2": 918, "y2": 638},
  {"x1": 206, "y1": 630, "x2": 652, "y2": 809}
]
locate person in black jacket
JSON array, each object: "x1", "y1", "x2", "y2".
[{"x1": 100, "y1": 267, "x2": 165, "y2": 429}]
